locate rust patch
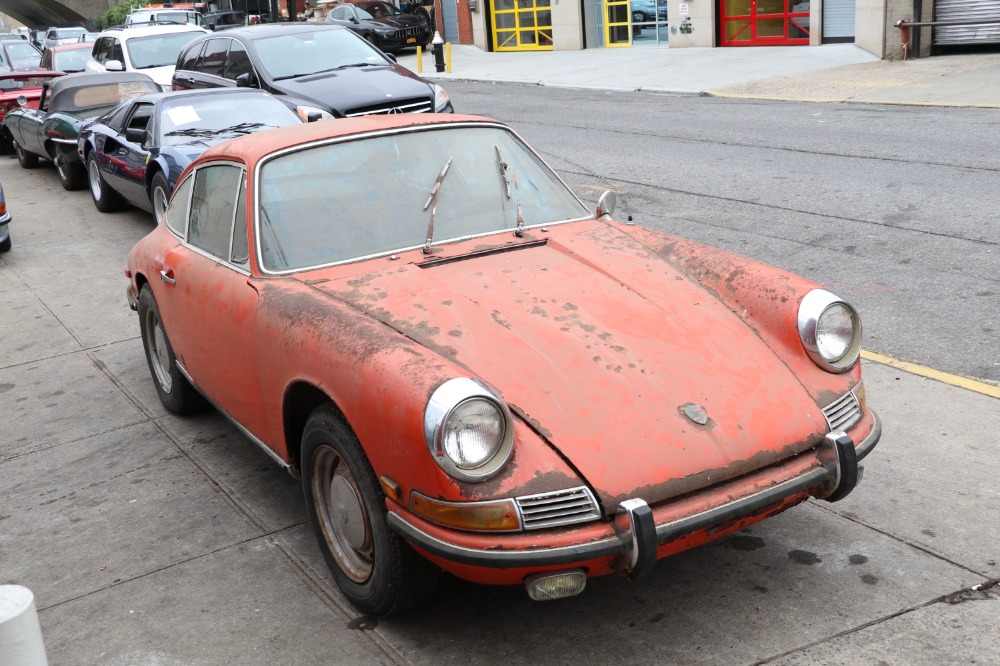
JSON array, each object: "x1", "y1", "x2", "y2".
[
  {"x1": 447, "y1": 329, "x2": 463, "y2": 337},
  {"x1": 491, "y1": 310, "x2": 512, "y2": 329},
  {"x1": 508, "y1": 403, "x2": 554, "y2": 440}
]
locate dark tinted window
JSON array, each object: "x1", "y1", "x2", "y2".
[
  {"x1": 177, "y1": 40, "x2": 204, "y2": 71},
  {"x1": 224, "y1": 40, "x2": 251, "y2": 80},
  {"x1": 109, "y1": 38, "x2": 124, "y2": 64},
  {"x1": 105, "y1": 102, "x2": 133, "y2": 132},
  {"x1": 93, "y1": 37, "x2": 110, "y2": 62},
  {"x1": 196, "y1": 38, "x2": 228, "y2": 77}
]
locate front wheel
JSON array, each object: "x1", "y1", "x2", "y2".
[
  {"x1": 56, "y1": 154, "x2": 86, "y2": 191},
  {"x1": 301, "y1": 406, "x2": 439, "y2": 616},
  {"x1": 0, "y1": 233, "x2": 10, "y2": 253},
  {"x1": 137, "y1": 285, "x2": 206, "y2": 415},
  {"x1": 15, "y1": 142, "x2": 38, "y2": 169},
  {"x1": 87, "y1": 151, "x2": 125, "y2": 213}
]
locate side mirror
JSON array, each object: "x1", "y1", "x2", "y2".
[
  {"x1": 235, "y1": 72, "x2": 256, "y2": 88},
  {"x1": 306, "y1": 111, "x2": 322, "y2": 123},
  {"x1": 125, "y1": 127, "x2": 145, "y2": 144},
  {"x1": 596, "y1": 190, "x2": 617, "y2": 219},
  {"x1": 16, "y1": 95, "x2": 27, "y2": 108},
  {"x1": 105, "y1": 59, "x2": 124, "y2": 71}
]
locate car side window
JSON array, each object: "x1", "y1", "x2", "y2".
[
  {"x1": 177, "y1": 41, "x2": 204, "y2": 71},
  {"x1": 92, "y1": 37, "x2": 108, "y2": 63},
  {"x1": 165, "y1": 175, "x2": 193, "y2": 237},
  {"x1": 331, "y1": 6, "x2": 348, "y2": 19},
  {"x1": 230, "y1": 174, "x2": 249, "y2": 266},
  {"x1": 224, "y1": 40, "x2": 251, "y2": 81},
  {"x1": 40, "y1": 49, "x2": 51, "y2": 69},
  {"x1": 110, "y1": 38, "x2": 124, "y2": 65},
  {"x1": 189, "y1": 164, "x2": 243, "y2": 261},
  {"x1": 196, "y1": 38, "x2": 228, "y2": 77}
]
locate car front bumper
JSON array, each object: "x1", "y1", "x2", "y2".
[{"x1": 389, "y1": 411, "x2": 880, "y2": 582}]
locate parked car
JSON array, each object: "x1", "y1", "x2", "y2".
[
  {"x1": 4, "y1": 72, "x2": 159, "y2": 189},
  {"x1": 0, "y1": 180, "x2": 10, "y2": 252},
  {"x1": 43, "y1": 27, "x2": 89, "y2": 49},
  {"x1": 79, "y1": 88, "x2": 300, "y2": 217},
  {"x1": 78, "y1": 32, "x2": 100, "y2": 43},
  {"x1": 85, "y1": 23, "x2": 209, "y2": 89},
  {"x1": 127, "y1": 9, "x2": 212, "y2": 30},
  {"x1": 324, "y1": 1, "x2": 432, "y2": 53},
  {"x1": 125, "y1": 114, "x2": 880, "y2": 616},
  {"x1": 203, "y1": 10, "x2": 247, "y2": 31},
  {"x1": 0, "y1": 71, "x2": 64, "y2": 151},
  {"x1": 0, "y1": 32, "x2": 28, "y2": 42},
  {"x1": 171, "y1": 25, "x2": 451, "y2": 119},
  {"x1": 40, "y1": 42, "x2": 93, "y2": 73},
  {"x1": 0, "y1": 40, "x2": 43, "y2": 70}
]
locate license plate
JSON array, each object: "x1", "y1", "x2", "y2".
[{"x1": 407, "y1": 37, "x2": 417, "y2": 43}]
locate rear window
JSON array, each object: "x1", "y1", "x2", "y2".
[
  {"x1": 51, "y1": 47, "x2": 90, "y2": 72},
  {"x1": 55, "y1": 28, "x2": 86, "y2": 39}
]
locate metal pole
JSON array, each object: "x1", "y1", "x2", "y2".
[
  {"x1": 0, "y1": 585, "x2": 49, "y2": 666},
  {"x1": 912, "y1": 0, "x2": 922, "y2": 57}
]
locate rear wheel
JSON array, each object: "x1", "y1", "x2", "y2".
[
  {"x1": 56, "y1": 154, "x2": 86, "y2": 191},
  {"x1": 87, "y1": 151, "x2": 125, "y2": 213},
  {"x1": 149, "y1": 172, "x2": 170, "y2": 222},
  {"x1": 15, "y1": 142, "x2": 38, "y2": 169},
  {"x1": 137, "y1": 285, "x2": 206, "y2": 415},
  {"x1": 301, "y1": 406, "x2": 439, "y2": 616}
]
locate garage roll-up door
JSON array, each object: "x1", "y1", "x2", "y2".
[
  {"x1": 823, "y1": 0, "x2": 855, "y2": 42},
  {"x1": 934, "y1": 0, "x2": 1000, "y2": 46}
]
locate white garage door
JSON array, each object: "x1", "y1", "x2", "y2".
[
  {"x1": 934, "y1": 0, "x2": 1000, "y2": 46},
  {"x1": 823, "y1": 0, "x2": 855, "y2": 41}
]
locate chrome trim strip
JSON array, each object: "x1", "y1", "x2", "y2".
[
  {"x1": 175, "y1": 361, "x2": 291, "y2": 472},
  {"x1": 50, "y1": 138, "x2": 78, "y2": 145},
  {"x1": 855, "y1": 409, "x2": 881, "y2": 461}
]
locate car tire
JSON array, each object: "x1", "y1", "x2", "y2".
[
  {"x1": 149, "y1": 172, "x2": 171, "y2": 222},
  {"x1": 301, "y1": 406, "x2": 440, "y2": 616},
  {"x1": 137, "y1": 284, "x2": 207, "y2": 415},
  {"x1": 15, "y1": 142, "x2": 38, "y2": 169},
  {"x1": 56, "y1": 154, "x2": 86, "y2": 191},
  {"x1": 0, "y1": 234, "x2": 10, "y2": 253},
  {"x1": 87, "y1": 151, "x2": 125, "y2": 213}
]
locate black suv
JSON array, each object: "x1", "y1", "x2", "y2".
[{"x1": 171, "y1": 24, "x2": 452, "y2": 119}]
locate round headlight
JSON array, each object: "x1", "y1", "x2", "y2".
[
  {"x1": 425, "y1": 378, "x2": 514, "y2": 482},
  {"x1": 798, "y1": 289, "x2": 862, "y2": 373}
]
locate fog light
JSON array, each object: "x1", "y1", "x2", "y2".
[{"x1": 525, "y1": 570, "x2": 587, "y2": 601}]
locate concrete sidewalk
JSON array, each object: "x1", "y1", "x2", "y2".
[{"x1": 399, "y1": 43, "x2": 1000, "y2": 107}]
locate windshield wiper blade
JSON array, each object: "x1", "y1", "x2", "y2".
[
  {"x1": 422, "y1": 156, "x2": 452, "y2": 254},
  {"x1": 215, "y1": 121, "x2": 270, "y2": 135},
  {"x1": 495, "y1": 145, "x2": 524, "y2": 238},
  {"x1": 164, "y1": 127, "x2": 217, "y2": 138}
]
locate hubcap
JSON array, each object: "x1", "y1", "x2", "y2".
[
  {"x1": 312, "y1": 444, "x2": 374, "y2": 583},
  {"x1": 88, "y1": 160, "x2": 102, "y2": 201},
  {"x1": 144, "y1": 308, "x2": 172, "y2": 393},
  {"x1": 57, "y1": 157, "x2": 68, "y2": 179}
]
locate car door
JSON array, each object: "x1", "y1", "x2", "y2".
[
  {"x1": 155, "y1": 163, "x2": 267, "y2": 436},
  {"x1": 183, "y1": 38, "x2": 233, "y2": 89},
  {"x1": 102, "y1": 101, "x2": 154, "y2": 209}
]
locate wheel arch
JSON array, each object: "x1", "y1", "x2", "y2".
[{"x1": 283, "y1": 381, "x2": 348, "y2": 470}]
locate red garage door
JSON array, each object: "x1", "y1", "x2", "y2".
[{"x1": 721, "y1": 0, "x2": 810, "y2": 45}]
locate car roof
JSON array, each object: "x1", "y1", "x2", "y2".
[
  {"x1": 51, "y1": 42, "x2": 93, "y2": 52},
  {"x1": 129, "y1": 86, "x2": 279, "y2": 106},
  {"x1": 97, "y1": 24, "x2": 208, "y2": 39},
  {"x1": 205, "y1": 23, "x2": 347, "y2": 40},
  {"x1": 48, "y1": 71, "x2": 156, "y2": 95},
  {"x1": 197, "y1": 114, "x2": 498, "y2": 165}
]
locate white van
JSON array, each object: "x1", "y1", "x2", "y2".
[{"x1": 126, "y1": 9, "x2": 211, "y2": 30}]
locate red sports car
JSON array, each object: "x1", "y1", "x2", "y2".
[
  {"x1": 0, "y1": 71, "x2": 63, "y2": 126},
  {"x1": 126, "y1": 114, "x2": 880, "y2": 615}
]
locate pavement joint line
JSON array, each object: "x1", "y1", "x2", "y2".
[
  {"x1": 861, "y1": 350, "x2": 1000, "y2": 399},
  {"x1": 35, "y1": 526, "x2": 307, "y2": 615},
  {"x1": 16, "y1": 272, "x2": 86, "y2": 349},
  {"x1": 0, "y1": 418, "x2": 150, "y2": 467}
]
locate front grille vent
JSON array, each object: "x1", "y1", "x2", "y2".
[
  {"x1": 344, "y1": 97, "x2": 433, "y2": 117},
  {"x1": 822, "y1": 390, "x2": 861, "y2": 432},
  {"x1": 516, "y1": 487, "x2": 601, "y2": 530}
]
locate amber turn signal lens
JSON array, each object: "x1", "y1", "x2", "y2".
[
  {"x1": 0, "y1": 202, "x2": 6, "y2": 215},
  {"x1": 410, "y1": 492, "x2": 520, "y2": 532}
]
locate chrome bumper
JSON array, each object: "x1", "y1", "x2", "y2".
[{"x1": 389, "y1": 411, "x2": 881, "y2": 575}]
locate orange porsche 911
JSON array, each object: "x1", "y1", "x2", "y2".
[{"x1": 125, "y1": 114, "x2": 880, "y2": 616}]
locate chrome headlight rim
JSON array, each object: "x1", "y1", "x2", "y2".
[
  {"x1": 424, "y1": 377, "x2": 514, "y2": 482},
  {"x1": 798, "y1": 289, "x2": 863, "y2": 373}
]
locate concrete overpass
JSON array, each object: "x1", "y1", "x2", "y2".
[{"x1": 0, "y1": 0, "x2": 111, "y2": 28}]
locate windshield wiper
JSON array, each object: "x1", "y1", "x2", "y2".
[
  {"x1": 164, "y1": 122, "x2": 272, "y2": 139},
  {"x1": 422, "y1": 156, "x2": 452, "y2": 254},
  {"x1": 163, "y1": 127, "x2": 217, "y2": 138},
  {"x1": 495, "y1": 145, "x2": 524, "y2": 238}
]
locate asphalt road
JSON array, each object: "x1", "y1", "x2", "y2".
[
  {"x1": 1, "y1": 89, "x2": 999, "y2": 666},
  {"x1": 449, "y1": 83, "x2": 1000, "y2": 385}
]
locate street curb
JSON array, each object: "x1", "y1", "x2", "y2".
[
  {"x1": 418, "y1": 74, "x2": 703, "y2": 95},
  {"x1": 704, "y1": 88, "x2": 1000, "y2": 109},
  {"x1": 862, "y1": 350, "x2": 1000, "y2": 399}
]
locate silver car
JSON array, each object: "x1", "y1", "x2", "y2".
[{"x1": 43, "y1": 27, "x2": 88, "y2": 49}]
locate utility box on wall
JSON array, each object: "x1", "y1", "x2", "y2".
[{"x1": 667, "y1": 0, "x2": 716, "y2": 47}]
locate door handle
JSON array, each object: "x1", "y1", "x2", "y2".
[{"x1": 160, "y1": 269, "x2": 176, "y2": 285}]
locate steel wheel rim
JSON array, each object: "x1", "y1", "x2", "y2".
[
  {"x1": 144, "y1": 308, "x2": 172, "y2": 393},
  {"x1": 153, "y1": 185, "x2": 168, "y2": 222},
  {"x1": 312, "y1": 444, "x2": 374, "y2": 583},
  {"x1": 56, "y1": 156, "x2": 69, "y2": 181},
  {"x1": 88, "y1": 159, "x2": 102, "y2": 201}
]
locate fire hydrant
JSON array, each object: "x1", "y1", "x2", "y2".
[{"x1": 432, "y1": 31, "x2": 445, "y2": 73}]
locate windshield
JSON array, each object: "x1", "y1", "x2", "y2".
[
  {"x1": 359, "y1": 1, "x2": 402, "y2": 17},
  {"x1": 256, "y1": 125, "x2": 590, "y2": 272},
  {"x1": 159, "y1": 93, "x2": 299, "y2": 146},
  {"x1": 55, "y1": 28, "x2": 86, "y2": 39},
  {"x1": 125, "y1": 32, "x2": 203, "y2": 69},
  {"x1": 6, "y1": 42, "x2": 39, "y2": 60},
  {"x1": 252, "y1": 29, "x2": 388, "y2": 79},
  {"x1": 52, "y1": 47, "x2": 90, "y2": 72}
]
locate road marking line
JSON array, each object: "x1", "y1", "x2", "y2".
[{"x1": 862, "y1": 350, "x2": 1000, "y2": 399}]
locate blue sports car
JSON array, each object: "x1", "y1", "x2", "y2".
[{"x1": 77, "y1": 88, "x2": 301, "y2": 219}]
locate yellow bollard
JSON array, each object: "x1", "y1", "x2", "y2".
[
  {"x1": 445, "y1": 42, "x2": 452, "y2": 73},
  {"x1": 416, "y1": 45, "x2": 423, "y2": 73}
]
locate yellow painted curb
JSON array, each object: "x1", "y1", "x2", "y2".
[{"x1": 861, "y1": 350, "x2": 1000, "y2": 399}]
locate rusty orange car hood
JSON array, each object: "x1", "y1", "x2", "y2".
[{"x1": 310, "y1": 221, "x2": 830, "y2": 511}]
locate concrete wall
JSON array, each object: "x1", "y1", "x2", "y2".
[
  {"x1": 855, "y1": 0, "x2": 886, "y2": 56},
  {"x1": 552, "y1": 0, "x2": 583, "y2": 50},
  {"x1": 666, "y1": 0, "x2": 715, "y2": 47}
]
